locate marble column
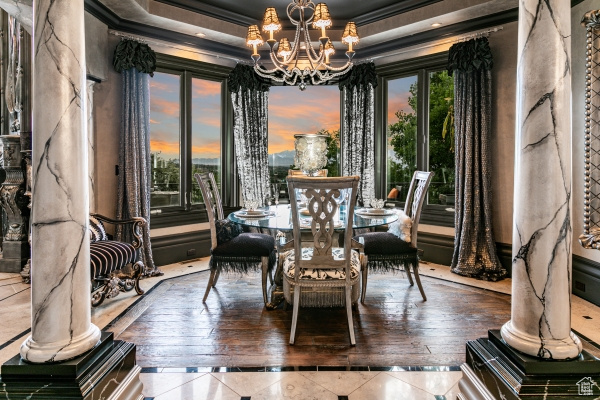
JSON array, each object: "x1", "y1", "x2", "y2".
[
  {"x1": 87, "y1": 80, "x2": 96, "y2": 213},
  {"x1": 20, "y1": 0, "x2": 101, "y2": 363},
  {"x1": 500, "y1": 0, "x2": 582, "y2": 359}
]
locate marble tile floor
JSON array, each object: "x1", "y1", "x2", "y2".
[
  {"x1": 139, "y1": 368, "x2": 463, "y2": 399},
  {"x1": 1, "y1": 258, "x2": 599, "y2": 400}
]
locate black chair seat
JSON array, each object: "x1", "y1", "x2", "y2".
[
  {"x1": 212, "y1": 232, "x2": 275, "y2": 257},
  {"x1": 354, "y1": 232, "x2": 416, "y2": 255},
  {"x1": 90, "y1": 240, "x2": 138, "y2": 277}
]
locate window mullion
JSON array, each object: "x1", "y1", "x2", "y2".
[
  {"x1": 417, "y1": 68, "x2": 428, "y2": 172},
  {"x1": 182, "y1": 70, "x2": 193, "y2": 210}
]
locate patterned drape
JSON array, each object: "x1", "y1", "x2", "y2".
[
  {"x1": 228, "y1": 65, "x2": 271, "y2": 206},
  {"x1": 114, "y1": 39, "x2": 159, "y2": 276},
  {"x1": 339, "y1": 62, "x2": 377, "y2": 205},
  {"x1": 448, "y1": 38, "x2": 506, "y2": 281}
]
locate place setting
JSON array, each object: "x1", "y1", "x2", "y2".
[
  {"x1": 355, "y1": 198, "x2": 396, "y2": 217},
  {"x1": 233, "y1": 201, "x2": 273, "y2": 219}
]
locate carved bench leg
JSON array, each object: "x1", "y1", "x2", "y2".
[{"x1": 132, "y1": 261, "x2": 145, "y2": 295}]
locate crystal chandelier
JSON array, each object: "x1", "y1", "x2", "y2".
[{"x1": 246, "y1": 1, "x2": 359, "y2": 90}]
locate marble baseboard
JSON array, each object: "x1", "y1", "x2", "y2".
[
  {"x1": 0, "y1": 332, "x2": 143, "y2": 399},
  {"x1": 462, "y1": 330, "x2": 600, "y2": 399}
]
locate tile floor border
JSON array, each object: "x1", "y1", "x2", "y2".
[{"x1": 143, "y1": 365, "x2": 462, "y2": 373}]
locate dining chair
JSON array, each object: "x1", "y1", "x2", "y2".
[
  {"x1": 282, "y1": 175, "x2": 362, "y2": 345},
  {"x1": 354, "y1": 171, "x2": 434, "y2": 302},
  {"x1": 194, "y1": 172, "x2": 276, "y2": 306}
]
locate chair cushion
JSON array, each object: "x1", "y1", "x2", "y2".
[
  {"x1": 211, "y1": 232, "x2": 275, "y2": 257},
  {"x1": 89, "y1": 216, "x2": 108, "y2": 243},
  {"x1": 215, "y1": 219, "x2": 243, "y2": 245},
  {"x1": 90, "y1": 240, "x2": 138, "y2": 277},
  {"x1": 282, "y1": 247, "x2": 360, "y2": 280},
  {"x1": 388, "y1": 210, "x2": 412, "y2": 242},
  {"x1": 353, "y1": 232, "x2": 417, "y2": 255}
]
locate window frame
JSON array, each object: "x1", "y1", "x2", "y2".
[
  {"x1": 375, "y1": 52, "x2": 455, "y2": 227},
  {"x1": 150, "y1": 54, "x2": 235, "y2": 228}
]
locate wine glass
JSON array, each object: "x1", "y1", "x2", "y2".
[{"x1": 271, "y1": 183, "x2": 280, "y2": 206}]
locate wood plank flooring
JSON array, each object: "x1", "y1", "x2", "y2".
[{"x1": 113, "y1": 270, "x2": 511, "y2": 368}]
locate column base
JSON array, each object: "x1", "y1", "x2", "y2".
[
  {"x1": 0, "y1": 240, "x2": 30, "y2": 273},
  {"x1": 459, "y1": 330, "x2": 600, "y2": 399},
  {"x1": 0, "y1": 332, "x2": 144, "y2": 399},
  {"x1": 501, "y1": 320, "x2": 582, "y2": 359}
]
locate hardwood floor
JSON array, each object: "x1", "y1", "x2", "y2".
[{"x1": 112, "y1": 270, "x2": 511, "y2": 368}]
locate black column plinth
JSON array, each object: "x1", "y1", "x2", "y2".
[
  {"x1": 0, "y1": 332, "x2": 143, "y2": 399},
  {"x1": 464, "y1": 330, "x2": 600, "y2": 399}
]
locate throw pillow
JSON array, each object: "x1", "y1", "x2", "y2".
[
  {"x1": 89, "y1": 216, "x2": 108, "y2": 242},
  {"x1": 388, "y1": 210, "x2": 412, "y2": 243},
  {"x1": 215, "y1": 219, "x2": 243, "y2": 246}
]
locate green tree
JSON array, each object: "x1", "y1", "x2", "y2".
[{"x1": 316, "y1": 128, "x2": 340, "y2": 177}]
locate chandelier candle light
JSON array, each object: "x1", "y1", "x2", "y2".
[
  {"x1": 246, "y1": 1, "x2": 359, "y2": 90},
  {"x1": 294, "y1": 134, "x2": 328, "y2": 176}
]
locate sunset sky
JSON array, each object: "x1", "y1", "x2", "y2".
[
  {"x1": 387, "y1": 75, "x2": 416, "y2": 124},
  {"x1": 150, "y1": 72, "x2": 222, "y2": 162},
  {"x1": 149, "y1": 73, "x2": 413, "y2": 162},
  {"x1": 268, "y1": 85, "x2": 340, "y2": 155}
]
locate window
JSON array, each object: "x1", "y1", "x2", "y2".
[
  {"x1": 149, "y1": 55, "x2": 231, "y2": 227},
  {"x1": 377, "y1": 54, "x2": 455, "y2": 226},
  {"x1": 268, "y1": 85, "x2": 340, "y2": 200}
]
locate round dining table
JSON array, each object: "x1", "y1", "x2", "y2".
[
  {"x1": 227, "y1": 204, "x2": 399, "y2": 231},
  {"x1": 228, "y1": 204, "x2": 399, "y2": 309}
]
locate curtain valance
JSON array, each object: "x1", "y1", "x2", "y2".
[
  {"x1": 228, "y1": 64, "x2": 270, "y2": 93},
  {"x1": 447, "y1": 37, "x2": 493, "y2": 76},
  {"x1": 113, "y1": 39, "x2": 157, "y2": 76},
  {"x1": 338, "y1": 62, "x2": 378, "y2": 90}
]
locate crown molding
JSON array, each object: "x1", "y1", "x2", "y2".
[
  {"x1": 357, "y1": 7, "x2": 519, "y2": 60},
  {"x1": 84, "y1": 0, "x2": 248, "y2": 60},
  {"x1": 354, "y1": 0, "x2": 442, "y2": 26},
  {"x1": 154, "y1": 0, "x2": 256, "y2": 27}
]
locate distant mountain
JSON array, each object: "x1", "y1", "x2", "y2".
[
  {"x1": 192, "y1": 157, "x2": 220, "y2": 166},
  {"x1": 268, "y1": 150, "x2": 295, "y2": 167}
]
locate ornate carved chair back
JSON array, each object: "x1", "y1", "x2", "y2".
[
  {"x1": 195, "y1": 172, "x2": 224, "y2": 250},
  {"x1": 403, "y1": 171, "x2": 434, "y2": 248},
  {"x1": 288, "y1": 176, "x2": 359, "y2": 281}
]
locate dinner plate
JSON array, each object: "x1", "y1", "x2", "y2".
[
  {"x1": 355, "y1": 208, "x2": 395, "y2": 217},
  {"x1": 234, "y1": 210, "x2": 269, "y2": 218}
]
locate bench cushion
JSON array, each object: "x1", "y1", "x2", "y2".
[
  {"x1": 90, "y1": 240, "x2": 137, "y2": 277},
  {"x1": 282, "y1": 247, "x2": 360, "y2": 280}
]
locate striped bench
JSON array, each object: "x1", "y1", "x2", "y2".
[{"x1": 90, "y1": 214, "x2": 146, "y2": 307}]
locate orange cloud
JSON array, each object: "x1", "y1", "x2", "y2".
[
  {"x1": 150, "y1": 80, "x2": 176, "y2": 92},
  {"x1": 150, "y1": 119, "x2": 160, "y2": 124},
  {"x1": 151, "y1": 97, "x2": 180, "y2": 118},
  {"x1": 150, "y1": 139, "x2": 179, "y2": 159},
  {"x1": 268, "y1": 86, "x2": 340, "y2": 154},
  {"x1": 192, "y1": 142, "x2": 221, "y2": 157},
  {"x1": 193, "y1": 79, "x2": 221, "y2": 97}
]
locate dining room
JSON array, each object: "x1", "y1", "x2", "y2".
[{"x1": 0, "y1": 0, "x2": 600, "y2": 399}]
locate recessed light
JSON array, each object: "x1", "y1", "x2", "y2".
[
  {"x1": 196, "y1": 32, "x2": 206, "y2": 38},
  {"x1": 431, "y1": 22, "x2": 442, "y2": 27}
]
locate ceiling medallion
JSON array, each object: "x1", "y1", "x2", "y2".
[{"x1": 246, "y1": 0, "x2": 359, "y2": 90}]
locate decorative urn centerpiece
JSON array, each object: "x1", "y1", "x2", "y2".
[{"x1": 294, "y1": 133, "x2": 328, "y2": 176}]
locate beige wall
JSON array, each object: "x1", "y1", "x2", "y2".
[
  {"x1": 488, "y1": 22, "x2": 518, "y2": 245},
  {"x1": 91, "y1": 32, "x2": 122, "y2": 219}
]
